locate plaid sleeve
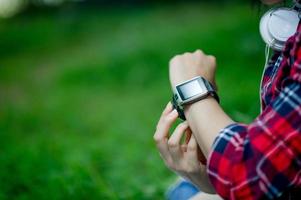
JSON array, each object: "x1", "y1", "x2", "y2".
[
  {"x1": 207, "y1": 36, "x2": 301, "y2": 200},
  {"x1": 207, "y1": 82, "x2": 301, "y2": 199}
]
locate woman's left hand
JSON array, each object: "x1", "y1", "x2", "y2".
[
  {"x1": 169, "y1": 50, "x2": 217, "y2": 90},
  {"x1": 153, "y1": 102, "x2": 215, "y2": 193}
]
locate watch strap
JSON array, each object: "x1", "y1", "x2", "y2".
[
  {"x1": 172, "y1": 95, "x2": 186, "y2": 120},
  {"x1": 203, "y1": 79, "x2": 220, "y2": 104}
]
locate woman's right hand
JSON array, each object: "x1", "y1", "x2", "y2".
[{"x1": 153, "y1": 102, "x2": 216, "y2": 194}]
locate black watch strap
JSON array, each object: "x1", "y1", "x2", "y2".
[
  {"x1": 203, "y1": 80, "x2": 220, "y2": 104},
  {"x1": 172, "y1": 95, "x2": 186, "y2": 120}
]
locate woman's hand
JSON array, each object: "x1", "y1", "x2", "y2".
[
  {"x1": 153, "y1": 102, "x2": 216, "y2": 194},
  {"x1": 169, "y1": 50, "x2": 217, "y2": 89}
]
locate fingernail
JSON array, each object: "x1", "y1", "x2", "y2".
[
  {"x1": 167, "y1": 109, "x2": 177, "y2": 116},
  {"x1": 171, "y1": 109, "x2": 178, "y2": 115}
]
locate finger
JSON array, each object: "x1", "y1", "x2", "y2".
[
  {"x1": 154, "y1": 109, "x2": 178, "y2": 163},
  {"x1": 154, "y1": 134, "x2": 172, "y2": 164},
  {"x1": 156, "y1": 102, "x2": 176, "y2": 134},
  {"x1": 194, "y1": 49, "x2": 204, "y2": 55},
  {"x1": 207, "y1": 55, "x2": 216, "y2": 64},
  {"x1": 186, "y1": 134, "x2": 198, "y2": 159},
  {"x1": 168, "y1": 122, "x2": 189, "y2": 162},
  {"x1": 156, "y1": 102, "x2": 173, "y2": 131},
  {"x1": 185, "y1": 127, "x2": 192, "y2": 145},
  {"x1": 162, "y1": 102, "x2": 173, "y2": 116},
  {"x1": 155, "y1": 109, "x2": 178, "y2": 141},
  {"x1": 169, "y1": 121, "x2": 188, "y2": 145},
  {"x1": 157, "y1": 137, "x2": 173, "y2": 165}
]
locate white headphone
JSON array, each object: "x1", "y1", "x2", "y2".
[{"x1": 260, "y1": 2, "x2": 300, "y2": 51}]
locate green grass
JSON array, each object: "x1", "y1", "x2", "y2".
[{"x1": 0, "y1": 2, "x2": 265, "y2": 199}]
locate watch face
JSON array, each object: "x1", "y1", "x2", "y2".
[{"x1": 177, "y1": 79, "x2": 204, "y2": 100}]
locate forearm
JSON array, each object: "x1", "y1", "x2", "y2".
[{"x1": 184, "y1": 97, "x2": 234, "y2": 157}]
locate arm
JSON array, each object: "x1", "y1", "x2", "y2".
[
  {"x1": 169, "y1": 50, "x2": 234, "y2": 157},
  {"x1": 169, "y1": 43, "x2": 301, "y2": 199},
  {"x1": 207, "y1": 81, "x2": 301, "y2": 199},
  {"x1": 153, "y1": 50, "x2": 234, "y2": 193},
  {"x1": 184, "y1": 97, "x2": 234, "y2": 157}
]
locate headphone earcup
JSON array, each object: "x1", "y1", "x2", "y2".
[
  {"x1": 260, "y1": 11, "x2": 272, "y2": 48},
  {"x1": 260, "y1": 8, "x2": 300, "y2": 51}
]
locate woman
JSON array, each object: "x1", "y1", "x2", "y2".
[{"x1": 154, "y1": 0, "x2": 301, "y2": 199}]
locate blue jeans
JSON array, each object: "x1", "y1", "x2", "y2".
[{"x1": 166, "y1": 179, "x2": 200, "y2": 200}]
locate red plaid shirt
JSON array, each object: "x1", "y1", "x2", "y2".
[{"x1": 207, "y1": 23, "x2": 301, "y2": 199}]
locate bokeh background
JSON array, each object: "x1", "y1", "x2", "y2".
[{"x1": 0, "y1": 0, "x2": 266, "y2": 199}]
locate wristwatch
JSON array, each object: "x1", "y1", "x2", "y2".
[{"x1": 171, "y1": 76, "x2": 219, "y2": 120}]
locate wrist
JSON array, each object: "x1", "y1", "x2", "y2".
[{"x1": 184, "y1": 96, "x2": 217, "y2": 114}]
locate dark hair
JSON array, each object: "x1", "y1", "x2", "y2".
[
  {"x1": 251, "y1": 0, "x2": 261, "y2": 4},
  {"x1": 251, "y1": 0, "x2": 292, "y2": 4},
  {"x1": 250, "y1": 0, "x2": 262, "y2": 10},
  {"x1": 249, "y1": 0, "x2": 291, "y2": 13}
]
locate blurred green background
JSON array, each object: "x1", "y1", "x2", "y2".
[{"x1": 0, "y1": 0, "x2": 266, "y2": 199}]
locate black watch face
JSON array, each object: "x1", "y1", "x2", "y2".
[{"x1": 177, "y1": 79, "x2": 204, "y2": 100}]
